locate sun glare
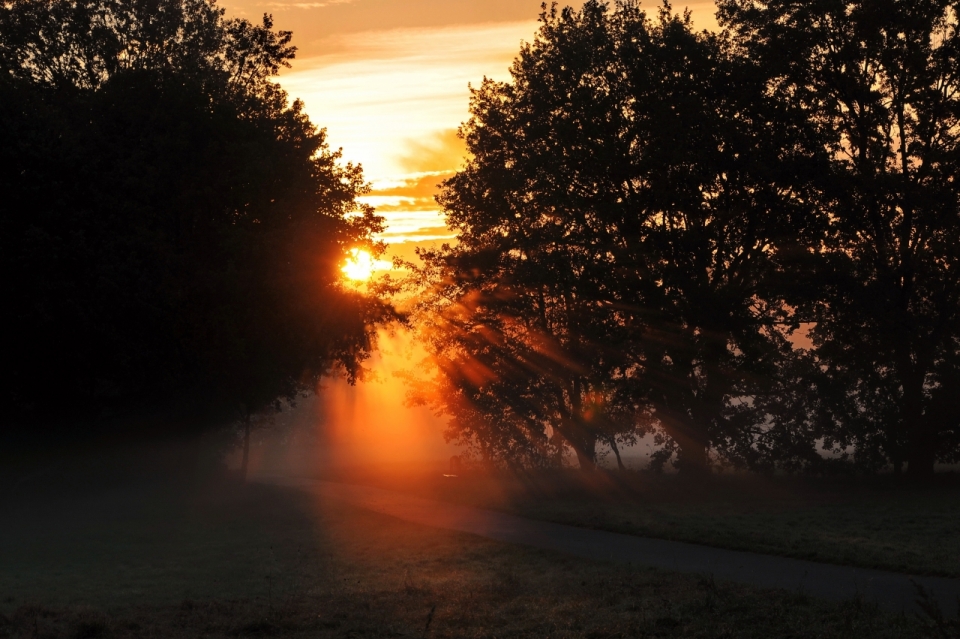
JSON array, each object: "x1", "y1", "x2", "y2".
[{"x1": 342, "y1": 248, "x2": 390, "y2": 282}]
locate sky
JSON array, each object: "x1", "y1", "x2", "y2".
[{"x1": 225, "y1": 0, "x2": 719, "y2": 248}]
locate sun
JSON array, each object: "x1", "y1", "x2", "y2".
[{"x1": 341, "y1": 248, "x2": 390, "y2": 282}]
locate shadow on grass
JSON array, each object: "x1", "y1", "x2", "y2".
[{"x1": 325, "y1": 466, "x2": 960, "y2": 578}]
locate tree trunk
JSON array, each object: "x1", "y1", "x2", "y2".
[
  {"x1": 658, "y1": 405, "x2": 709, "y2": 476},
  {"x1": 554, "y1": 378, "x2": 597, "y2": 471},
  {"x1": 672, "y1": 428, "x2": 709, "y2": 476},
  {"x1": 557, "y1": 423, "x2": 597, "y2": 471},
  {"x1": 608, "y1": 436, "x2": 626, "y2": 471},
  {"x1": 906, "y1": 427, "x2": 937, "y2": 480},
  {"x1": 239, "y1": 415, "x2": 251, "y2": 483},
  {"x1": 573, "y1": 444, "x2": 597, "y2": 472},
  {"x1": 901, "y1": 371, "x2": 936, "y2": 480}
]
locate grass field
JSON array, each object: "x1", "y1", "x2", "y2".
[
  {"x1": 0, "y1": 470, "x2": 947, "y2": 638},
  {"x1": 336, "y1": 467, "x2": 960, "y2": 578}
]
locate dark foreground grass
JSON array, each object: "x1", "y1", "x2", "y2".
[
  {"x1": 335, "y1": 467, "x2": 960, "y2": 578},
  {"x1": 0, "y1": 474, "x2": 946, "y2": 638}
]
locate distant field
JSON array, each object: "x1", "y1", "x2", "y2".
[
  {"x1": 0, "y1": 474, "x2": 938, "y2": 638},
  {"x1": 339, "y1": 468, "x2": 960, "y2": 578}
]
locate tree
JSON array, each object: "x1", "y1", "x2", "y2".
[
  {"x1": 0, "y1": 0, "x2": 390, "y2": 445},
  {"x1": 0, "y1": 0, "x2": 293, "y2": 93},
  {"x1": 405, "y1": 244, "x2": 646, "y2": 470},
  {"x1": 405, "y1": 2, "x2": 651, "y2": 471},
  {"x1": 719, "y1": 0, "x2": 960, "y2": 478},
  {"x1": 606, "y1": 4, "x2": 824, "y2": 474},
  {"x1": 408, "y1": 1, "x2": 822, "y2": 473}
]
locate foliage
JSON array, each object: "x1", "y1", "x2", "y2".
[
  {"x1": 405, "y1": 2, "x2": 657, "y2": 470},
  {"x1": 0, "y1": 0, "x2": 292, "y2": 93},
  {"x1": 405, "y1": 0, "x2": 960, "y2": 476},
  {"x1": 407, "y1": 1, "x2": 824, "y2": 472},
  {"x1": 719, "y1": 0, "x2": 960, "y2": 477},
  {"x1": 0, "y1": 0, "x2": 389, "y2": 442}
]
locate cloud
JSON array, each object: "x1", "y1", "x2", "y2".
[
  {"x1": 357, "y1": 129, "x2": 469, "y2": 244},
  {"x1": 261, "y1": 0, "x2": 354, "y2": 8},
  {"x1": 277, "y1": 20, "x2": 534, "y2": 179},
  {"x1": 395, "y1": 129, "x2": 466, "y2": 174},
  {"x1": 297, "y1": 20, "x2": 534, "y2": 63},
  {"x1": 380, "y1": 227, "x2": 454, "y2": 242},
  {"x1": 225, "y1": 0, "x2": 548, "y2": 56},
  {"x1": 370, "y1": 172, "x2": 451, "y2": 199}
]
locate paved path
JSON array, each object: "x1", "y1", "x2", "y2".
[{"x1": 256, "y1": 474, "x2": 960, "y2": 615}]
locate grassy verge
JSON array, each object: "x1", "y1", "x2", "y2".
[
  {"x1": 334, "y1": 468, "x2": 960, "y2": 578},
  {"x1": 0, "y1": 475, "x2": 944, "y2": 638}
]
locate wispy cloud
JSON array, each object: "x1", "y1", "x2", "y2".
[
  {"x1": 360, "y1": 168, "x2": 456, "y2": 244},
  {"x1": 262, "y1": 0, "x2": 355, "y2": 8},
  {"x1": 276, "y1": 21, "x2": 534, "y2": 245},
  {"x1": 278, "y1": 21, "x2": 534, "y2": 178},
  {"x1": 394, "y1": 129, "x2": 466, "y2": 174},
  {"x1": 355, "y1": 130, "x2": 469, "y2": 244}
]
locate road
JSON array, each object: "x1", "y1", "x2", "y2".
[{"x1": 256, "y1": 473, "x2": 960, "y2": 615}]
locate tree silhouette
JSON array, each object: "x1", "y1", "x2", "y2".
[
  {"x1": 405, "y1": 4, "x2": 651, "y2": 470},
  {"x1": 1, "y1": 0, "x2": 389, "y2": 444},
  {"x1": 408, "y1": 1, "x2": 822, "y2": 473},
  {"x1": 720, "y1": 0, "x2": 960, "y2": 477}
]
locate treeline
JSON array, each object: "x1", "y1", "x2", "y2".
[
  {"x1": 0, "y1": 0, "x2": 389, "y2": 446},
  {"x1": 406, "y1": 0, "x2": 960, "y2": 478}
]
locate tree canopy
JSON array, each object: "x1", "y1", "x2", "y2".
[
  {"x1": 1, "y1": 0, "x2": 389, "y2": 444},
  {"x1": 408, "y1": 0, "x2": 960, "y2": 477},
  {"x1": 719, "y1": 0, "x2": 960, "y2": 478},
  {"x1": 407, "y1": 2, "x2": 818, "y2": 472}
]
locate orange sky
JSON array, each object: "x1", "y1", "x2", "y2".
[{"x1": 224, "y1": 0, "x2": 719, "y2": 248}]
